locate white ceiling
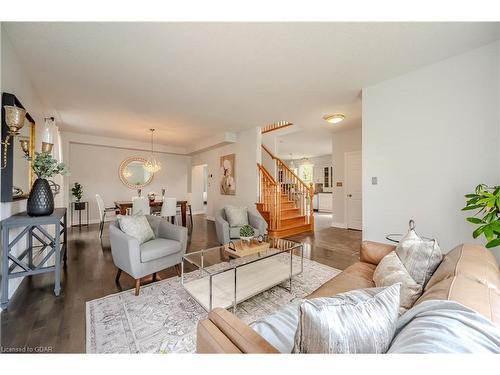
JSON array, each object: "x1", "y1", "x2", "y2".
[
  {"x1": 3, "y1": 22, "x2": 499, "y2": 149},
  {"x1": 276, "y1": 130, "x2": 333, "y2": 159}
]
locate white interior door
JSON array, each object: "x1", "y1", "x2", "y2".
[{"x1": 345, "y1": 151, "x2": 362, "y2": 230}]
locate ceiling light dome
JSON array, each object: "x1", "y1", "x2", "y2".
[{"x1": 323, "y1": 113, "x2": 345, "y2": 124}]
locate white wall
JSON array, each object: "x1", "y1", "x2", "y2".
[
  {"x1": 191, "y1": 127, "x2": 260, "y2": 220},
  {"x1": 0, "y1": 26, "x2": 55, "y2": 304},
  {"x1": 331, "y1": 128, "x2": 362, "y2": 228},
  {"x1": 363, "y1": 42, "x2": 500, "y2": 261},
  {"x1": 62, "y1": 134, "x2": 190, "y2": 223}
]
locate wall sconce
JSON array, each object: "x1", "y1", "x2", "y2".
[
  {"x1": 19, "y1": 136, "x2": 30, "y2": 158},
  {"x1": 42, "y1": 117, "x2": 55, "y2": 154},
  {"x1": 2, "y1": 104, "x2": 26, "y2": 169}
]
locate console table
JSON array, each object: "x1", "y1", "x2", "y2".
[{"x1": 1, "y1": 208, "x2": 68, "y2": 309}]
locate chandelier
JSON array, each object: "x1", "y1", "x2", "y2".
[{"x1": 144, "y1": 128, "x2": 161, "y2": 173}]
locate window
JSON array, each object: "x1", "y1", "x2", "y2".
[{"x1": 299, "y1": 164, "x2": 313, "y2": 184}]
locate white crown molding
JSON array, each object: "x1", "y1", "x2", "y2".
[{"x1": 186, "y1": 132, "x2": 237, "y2": 155}]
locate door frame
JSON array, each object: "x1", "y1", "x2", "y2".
[{"x1": 344, "y1": 150, "x2": 362, "y2": 230}]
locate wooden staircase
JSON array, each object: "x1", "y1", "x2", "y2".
[{"x1": 256, "y1": 145, "x2": 314, "y2": 238}]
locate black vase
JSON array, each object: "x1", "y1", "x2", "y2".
[{"x1": 27, "y1": 178, "x2": 54, "y2": 216}]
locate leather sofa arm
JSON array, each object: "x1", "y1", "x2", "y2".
[
  {"x1": 203, "y1": 308, "x2": 279, "y2": 353},
  {"x1": 197, "y1": 319, "x2": 242, "y2": 353},
  {"x1": 360, "y1": 241, "x2": 396, "y2": 266}
]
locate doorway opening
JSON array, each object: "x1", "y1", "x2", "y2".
[{"x1": 191, "y1": 164, "x2": 208, "y2": 215}]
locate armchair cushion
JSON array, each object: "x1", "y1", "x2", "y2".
[
  {"x1": 140, "y1": 238, "x2": 182, "y2": 263},
  {"x1": 229, "y1": 226, "x2": 260, "y2": 239},
  {"x1": 117, "y1": 215, "x2": 155, "y2": 244},
  {"x1": 224, "y1": 206, "x2": 249, "y2": 227}
]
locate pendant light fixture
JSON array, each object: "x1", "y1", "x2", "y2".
[
  {"x1": 41, "y1": 117, "x2": 55, "y2": 154},
  {"x1": 144, "y1": 128, "x2": 161, "y2": 173}
]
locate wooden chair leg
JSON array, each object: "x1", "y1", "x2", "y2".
[
  {"x1": 115, "y1": 269, "x2": 122, "y2": 283},
  {"x1": 174, "y1": 264, "x2": 181, "y2": 277},
  {"x1": 135, "y1": 279, "x2": 141, "y2": 296}
]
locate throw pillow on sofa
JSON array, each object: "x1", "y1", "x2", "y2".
[
  {"x1": 373, "y1": 251, "x2": 423, "y2": 313},
  {"x1": 395, "y1": 228, "x2": 442, "y2": 287},
  {"x1": 224, "y1": 206, "x2": 249, "y2": 227},
  {"x1": 293, "y1": 283, "x2": 401, "y2": 354},
  {"x1": 117, "y1": 215, "x2": 155, "y2": 244}
]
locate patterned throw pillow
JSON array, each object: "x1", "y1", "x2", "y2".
[
  {"x1": 293, "y1": 284, "x2": 401, "y2": 354},
  {"x1": 395, "y1": 229, "x2": 442, "y2": 287},
  {"x1": 224, "y1": 206, "x2": 248, "y2": 227},
  {"x1": 373, "y1": 251, "x2": 423, "y2": 313},
  {"x1": 117, "y1": 215, "x2": 155, "y2": 244}
]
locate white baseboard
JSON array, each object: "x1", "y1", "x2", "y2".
[{"x1": 331, "y1": 221, "x2": 347, "y2": 229}]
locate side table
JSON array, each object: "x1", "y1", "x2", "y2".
[
  {"x1": 71, "y1": 201, "x2": 89, "y2": 228},
  {"x1": 1, "y1": 208, "x2": 68, "y2": 309}
]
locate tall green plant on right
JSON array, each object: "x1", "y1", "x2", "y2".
[{"x1": 462, "y1": 184, "x2": 500, "y2": 248}]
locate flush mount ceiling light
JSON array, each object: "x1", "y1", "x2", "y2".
[{"x1": 323, "y1": 113, "x2": 345, "y2": 124}]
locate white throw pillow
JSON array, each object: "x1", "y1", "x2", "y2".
[
  {"x1": 224, "y1": 206, "x2": 248, "y2": 227},
  {"x1": 373, "y1": 251, "x2": 423, "y2": 313},
  {"x1": 292, "y1": 284, "x2": 401, "y2": 354},
  {"x1": 117, "y1": 215, "x2": 155, "y2": 244},
  {"x1": 396, "y1": 229, "x2": 442, "y2": 287}
]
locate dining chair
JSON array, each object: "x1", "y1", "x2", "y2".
[
  {"x1": 186, "y1": 193, "x2": 193, "y2": 227},
  {"x1": 161, "y1": 197, "x2": 178, "y2": 224},
  {"x1": 132, "y1": 196, "x2": 151, "y2": 215},
  {"x1": 95, "y1": 194, "x2": 118, "y2": 238}
]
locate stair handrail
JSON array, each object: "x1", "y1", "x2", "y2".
[
  {"x1": 257, "y1": 162, "x2": 277, "y2": 185},
  {"x1": 257, "y1": 163, "x2": 281, "y2": 230},
  {"x1": 261, "y1": 121, "x2": 293, "y2": 134},
  {"x1": 260, "y1": 144, "x2": 313, "y2": 197},
  {"x1": 261, "y1": 143, "x2": 276, "y2": 159}
]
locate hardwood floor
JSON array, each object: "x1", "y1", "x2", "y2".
[{"x1": 0, "y1": 213, "x2": 361, "y2": 353}]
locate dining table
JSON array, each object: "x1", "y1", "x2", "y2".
[{"x1": 114, "y1": 200, "x2": 189, "y2": 227}]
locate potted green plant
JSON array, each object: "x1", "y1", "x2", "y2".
[
  {"x1": 72, "y1": 182, "x2": 85, "y2": 210},
  {"x1": 27, "y1": 152, "x2": 69, "y2": 216},
  {"x1": 462, "y1": 184, "x2": 500, "y2": 248},
  {"x1": 239, "y1": 224, "x2": 255, "y2": 243}
]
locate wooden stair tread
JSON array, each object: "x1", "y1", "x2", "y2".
[
  {"x1": 281, "y1": 214, "x2": 305, "y2": 220},
  {"x1": 280, "y1": 220, "x2": 309, "y2": 229}
]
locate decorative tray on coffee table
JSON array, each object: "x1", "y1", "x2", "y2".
[{"x1": 224, "y1": 239, "x2": 270, "y2": 258}]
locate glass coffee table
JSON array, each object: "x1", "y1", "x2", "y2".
[{"x1": 181, "y1": 237, "x2": 304, "y2": 313}]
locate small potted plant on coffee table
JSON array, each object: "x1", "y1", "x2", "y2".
[
  {"x1": 72, "y1": 182, "x2": 85, "y2": 210},
  {"x1": 239, "y1": 224, "x2": 255, "y2": 243}
]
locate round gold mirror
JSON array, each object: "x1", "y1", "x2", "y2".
[{"x1": 119, "y1": 156, "x2": 154, "y2": 189}]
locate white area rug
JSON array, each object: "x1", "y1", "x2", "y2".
[{"x1": 86, "y1": 256, "x2": 340, "y2": 353}]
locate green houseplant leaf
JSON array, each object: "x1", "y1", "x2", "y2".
[
  {"x1": 486, "y1": 238, "x2": 500, "y2": 248},
  {"x1": 463, "y1": 184, "x2": 500, "y2": 249},
  {"x1": 466, "y1": 217, "x2": 483, "y2": 224}
]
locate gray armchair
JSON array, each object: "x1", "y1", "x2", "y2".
[
  {"x1": 109, "y1": 215, "x2": 188, "y2": 295},
  {"x1": 215, "y1": 207, "x2": 267, "y2": 244}
]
